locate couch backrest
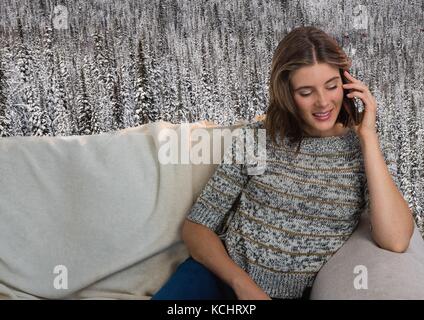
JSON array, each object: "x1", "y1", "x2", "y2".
[{"x1": 0, "y1": 120, "x2": 244, "y2": 299}]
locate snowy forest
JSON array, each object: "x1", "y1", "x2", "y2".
[{"x1": 0, "y1": 0, "x2": 423, "y2": 235}]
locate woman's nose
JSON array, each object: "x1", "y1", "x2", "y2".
[{"x1": 315, "y1": 90, "x2": 330, "y2": 107}]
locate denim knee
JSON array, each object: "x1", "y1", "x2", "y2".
[{"x1": 151, "y1": 257, "x2": 236, "y2": 300}]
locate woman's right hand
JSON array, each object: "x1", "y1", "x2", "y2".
[
  {"x1": 182, "y1": 220, "x2": 271, "y2": 299},
  {"x1": 232, "y1": 276, "x2": 272, "y2": 300}
]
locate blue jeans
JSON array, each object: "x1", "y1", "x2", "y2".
[
  {"x1": 151, "y1": 257, "x2": 237, "y2": 300},
  {"x1": 151, "y1": 257, "x2": 312, "y2": 300}
]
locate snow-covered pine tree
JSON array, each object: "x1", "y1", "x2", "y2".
[
  {"x1": 181, "y1": 56, "x2": 196, "y2": 123},
  {"x1": 66, "y1": 56, "x2": 80, "y2": 135},
  {"x1": 236, "y1": 27, "x2": 254, "y2": 122},
  {"x1": 246, "y1": 24, "x2": 258, "y2": 114},
  {"x1": 50, "y1": 53, "x2": 72, "y2": 136},
  {"x1": 3, "y1": 45, "x2": 27, "y2": 137},
  {"x1": 173, "y1": 59, "x2": 191, "y2": 123},
  {"x1": 17, "y1": 15, "x2": 24, "y2": 45},
  {"x1": 415, "y1": 120, "x2": 424, "y2": 235},
  {"x1": 206, "y1": 31, "x2": 223, "y2": 123},
  {"x1": 58, "y1": 54, "x2": 75, "y2": 135},
  {"x1": 36, "y1": 79, "x2": 47, "y2": 125},
  {"x1": 150, "y1": 42, "x2": 165, "y2": 122},
  {"x1": 17, "y1": 39, "x2": 51, "y2": 136},
  {"x1": 92, "y1": 34, "x2": 108, "y2": 86},
  {"x1": 103, "y1": 31, "x2": 122, "y2": 132},
  {"x1": 294, "y1": 0, "x2": 306, "y2": 26},
  {"x1": 264, "y1": 20, "x2": 274, "y2": 63},
  {"x1": 183, "y1": 32, "x2": 200, "y2": 119},
  {"x1": 77, "y1": 67, "x2": 95, "y2": 135},
  {"x1": 229, "y1": 54, "x2": 243, "y2": 123},
  {"x1": 250, "y1": 59, "x2": 266, "y2": 117},
  {"x1": 111, "y1": 71, "x2": 124, "y2": 130},
  {"x1": 397, "y1": 94, "x2": 414, "y2": 210},
  {"x1": 243, "y1": 0, "x2": 253, "y2": 23},
  {"x1": 43, "y1": 23, "x2": 58, "y2": 133},
  {"x1": 91, "y1": 32, "x2": 114, "y2": 132},
  {"x1": 120, "y1": 41, "x2": 137, "y2": 128},
  {"x1": 216, "y1": 60, "x2": 231, "y2": 125},
  {"x1": 15, "y1": 16, "x2": 29, "y2": 135},
  {"x1": 199, "y1": 34, "x2": 214, "y2": 122},
  {"x1": 211, "y1": 2, "x2": 221, "y2": 33},
  {"x1": 221, "y1": 30, "x2": 238, "y2": 123},
  {"x1": 160, "y1": 59, "x2": 174, "y2": 122},
  {"x1": 406, "y1": 95, "x2": 420, "y2": 223},
  {"x1": 82, "y1": 56, "x2": 102, "y2": 135},
  {"x1": 135, "y1": 36, "x2": 155, "y2": 125},
  {"x1": 157, "y1": 0, "x2": 169, "y2": 56},
  {"x1": 0, "y1": 52, "x2": 12, "y2": 137}
]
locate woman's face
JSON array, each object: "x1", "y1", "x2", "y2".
[{"x1": 290, "y1": 63, "x2": 346, "y2": 137}]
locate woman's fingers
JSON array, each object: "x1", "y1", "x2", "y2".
[
  {"x1": 346, "y1": 90, "x2": 376, "y2": 113},
  {"x1": 342, "y1": 83, "x2": 365, "y2": 94},
  {"x1": 344, "y1": 70, "x2": 361, "y2": 83},
  {"x1": 346, "y1": 90, "x2": 364, "y2": 101}
]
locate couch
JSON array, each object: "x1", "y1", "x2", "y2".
[{"x1": 0, "y1": 120, "x2": 423, "y2": 300}]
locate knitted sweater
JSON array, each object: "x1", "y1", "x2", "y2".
[{"x1": 186, "y1": 120, "x2": 399, "y2": 299}]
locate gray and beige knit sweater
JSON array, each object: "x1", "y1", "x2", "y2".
[{"x1": 186, "y1": 120, "x2": 399, "y2": 299}]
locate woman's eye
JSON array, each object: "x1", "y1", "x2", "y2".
[{"x1": 299, "y1": 86, "x2": 337, "y2": 97}]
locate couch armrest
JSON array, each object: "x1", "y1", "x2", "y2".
[{"x1": 310, "y1": 211, "x2": 424, "y2": 299}]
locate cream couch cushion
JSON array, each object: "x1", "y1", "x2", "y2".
[{"x1": 0, "y1": 120, "x2": 242, "y2": 299}]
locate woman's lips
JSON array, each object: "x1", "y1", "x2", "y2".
[{"x1": 312, "y1": 109, "x2": 332, "y2": 121}]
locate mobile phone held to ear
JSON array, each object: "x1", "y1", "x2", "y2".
[{"x1": 341, "y1": 71, "x2": 364, "y2": 125}]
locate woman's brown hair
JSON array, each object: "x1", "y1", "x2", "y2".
[{"x1": 265, "y1": 26, "x2": 355, "y2": 155}]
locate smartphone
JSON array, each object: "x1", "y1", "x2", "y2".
[{"x1": 340, "y1": 71, "x2": 364, "y2": 125}]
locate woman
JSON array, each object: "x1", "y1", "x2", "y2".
[{"x1": 152, "y1": 26, "x2": 414, "y2": 300}]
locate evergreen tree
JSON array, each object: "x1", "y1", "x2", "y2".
[
  {"x1": 181, "y1": 58, "x2": 196, "y2": 123},
  {"x1": 91, "y1": 32, "x2": 113, "y2": 132},
  {"x1": 111, "y1": 72, "x2": 124, "y2": 130},
  {"x1": 50, "y1": 54, "x2": 72, "y2": 136},
  {"x1": 58, "y1": 54, "x2": 75, "y2": 134},
  {"x1": 406, "y1": 97, "x2": 420, "y2": 222},
  {"x1": 121, "y1": 43, "x2": 137, "y2": 127},
  {"x1": 157, "y1": 0, "x2": 169, "y2": 55},
  {"x1": 66, "y1": 56, "x2": 79, "y2": 135},
  {"x1": 265, "y1": 20, "x2": 274, "y2": 60},
  {"x1": 0, "y1": 53, "x2": 12, "y2": 137},
  {"x1": 17, "y1": 42, "x2": 51, "y2": 136},
  {"x1": 77, "y1": 67, "x2": 99, "y2": 135},
  {"x1": 172, "y1": 60, "x2": 191, "y2": 123},
  {"x1": 103, "y1": 33, "x2": 122, "y2": 131},
  {"x1": 159, "y1": 60, "x2": 173, "y2": 122},
  {"x1": 44, "y1": 23, "x2": 58, "y2": 132},
  {"x1": 397, "y1": 100, "x2": 413, "y2": 208},
  {"x1": 135, "y1": 37, "x2": 155, "y2": 124},
  {"x1": 199, "y1": 35, "x2": 214, "y2": 121}
]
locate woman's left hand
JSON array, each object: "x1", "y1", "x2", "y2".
[{"x1": 342, "y1": 70, "x2": 378, "y2": 138}]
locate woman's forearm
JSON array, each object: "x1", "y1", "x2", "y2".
[
  {"x1": 181, "y1": 219, "x2": 260, "y2": 292},
  {"x1": 359, "y1": 132, "x2": 414, "y2": 252}
]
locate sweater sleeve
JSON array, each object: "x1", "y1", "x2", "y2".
[
  {"x1": 186, "y1": 125, "x2": 252, "y2": 235},
  {"x1": 363, "y1": 141, "x2": 402, "y2": 218}
]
